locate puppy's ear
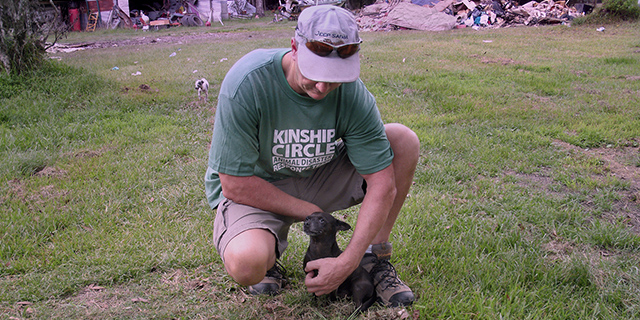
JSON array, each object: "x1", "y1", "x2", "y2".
[{"x1": 335, "y1": 219, "x2": 351, "y2": 231}]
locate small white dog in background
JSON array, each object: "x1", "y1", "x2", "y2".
[{"x1": 195, "y1": 78, "x2": 210, "y2": 102}]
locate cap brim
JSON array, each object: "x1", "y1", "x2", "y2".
[{"x1": 297, "y1": 42, "x2": 360, "y2": 83}]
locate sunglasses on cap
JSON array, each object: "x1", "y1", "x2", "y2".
[{"x1": 296, "y1": 31, "x2": 362, "y2": 59}]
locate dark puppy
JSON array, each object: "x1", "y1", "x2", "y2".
[{"x1": 303, "y1": 212, "x2": 376, "y2": 313}]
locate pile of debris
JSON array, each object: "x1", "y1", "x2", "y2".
[
  {"x1": 113, "y1": 0, "x2": 209, "y2": 31},
  {"x1": 356, "y1": 0, "x2": 587, "y2": 31}
]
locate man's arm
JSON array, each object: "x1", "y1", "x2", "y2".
[
  {"x1": 304, "y1": 164, "x2": 396, "y2": 295},
  {"x1": 219, "y1": 173, "x2": 323, "y2": 221}
]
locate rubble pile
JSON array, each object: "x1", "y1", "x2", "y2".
[{"x1": 356, "y1": 0, "x2": 586, "y2": 31}]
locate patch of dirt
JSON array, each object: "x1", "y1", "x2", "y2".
[
  {"x1": 50, "y1": 29, "x2": 286, "y2": 53},
  {"x1": 7, "y1": 179, "x2": 25, "y2": 200},
  {"x1": 504, "y1": 168, "x2": 556, "y2": 192},
  {"x1": 552, "y1": 140, "x2": 640, "y2": 183},
  {"x1": 3, "y1": 147, "x2": 108, "y2": 205},
  {"x1": 5, "y1": 178, "x2": 68, "y2": 206},
  {"x1": 517, "y1": 140, "x2": 640, "y2": 230},
  {"x1": 34, "y1": 166, "x2": 67, "y2": 177},
  {"x1": 543, "y1": 239, "x2": 574, "y2": 256},
  {"x1": 27, "y1": 184, "x2": 68, "y2": 204},
  {"x1": 560, "y1": 140, "x2": 640, "y2": 232},
  {"x1": 23, "y1": 264, "x2": 412, "y2": 320},
  {"x1": 121, "y1": 84, "x2": 160, "y2": 94},
  {"x1": 40, "y1": 267, "x2": 222, "y2": 318},
  {"x1": 512, "y1": 139, "x2": 640, "y2": 265},
  {"x1": 72, "y1": 149, "x2": 104, "y2": 158},
  {"x1": 480, "y1": 57, "x2": 517, "y2": 65},
  {"x1": 501, "y1": 139, "x2": 640, "y2": 267}
]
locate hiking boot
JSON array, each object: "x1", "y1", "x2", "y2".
[
  {"x1": 247, "y1": 262, "x2": 287, "y2": 295},
  {"x1": 361, "y1": 243, "x2": 415, "y2": 307}
]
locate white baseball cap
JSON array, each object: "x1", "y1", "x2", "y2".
[{"x1": 295, "y1": 5, "x2": 361, "y2": 83}]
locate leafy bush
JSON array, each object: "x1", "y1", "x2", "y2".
[
  {"x1": 0, "y1": 0, "x2": 67, "y2": 75},
  {"x1": 573, "y1": 0, "x2": 640, "y2": 24},
  {"x1": 601, "y1": 0, "x2": 640, "y2": 19},
  {"x1": 602, "y1": 0, "x2": 640, "y2": 19}
]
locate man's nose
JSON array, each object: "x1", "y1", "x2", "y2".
[{"x1": 315, "y1": 82, "x2": 333, "y2": 93}]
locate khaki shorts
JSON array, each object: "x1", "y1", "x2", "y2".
[{"x1": 213, "y1": 142, "x2": 366, "y2": 261}]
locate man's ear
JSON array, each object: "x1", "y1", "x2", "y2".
[
  {"x1": 335, "y1": 220, "x2": 351, "y2": 231},
  {"x1": 291, "y1": 37, "x2": 298, "y2": 56}
]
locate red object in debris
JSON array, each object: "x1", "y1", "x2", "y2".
[
  {"x1": 206, "y1": 21, "x2": 211, "y2": 27},
  {"x1": 69, "y1": 8, "x2": 81, "y2": 31}
]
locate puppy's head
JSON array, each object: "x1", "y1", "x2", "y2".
[
  {"x1": 195, "y1": 79, "x2": 204, "y2": 90},
  {"x1": 303, "y1": 212, "x2": 351, "y2": 237}
]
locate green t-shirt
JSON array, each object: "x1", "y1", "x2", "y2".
[{"x1": 205, "y1": 48, "x2": 392, "y2": 209}]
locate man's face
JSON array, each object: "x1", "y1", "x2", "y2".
[
  {"x1": 289, "y1": 39, "x2": 342, "y2": 100},
  {"x1": 296, "y1": 75, "x2": 342, "y2": 100}
]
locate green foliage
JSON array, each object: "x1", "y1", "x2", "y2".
[
  {"x1": 0, "y1": 0, "x2": 67, "y2": 75},
  {"x1": 601, "y1": 0, "x2": 640, "y2": 19},
  {"x1": 0, "y1": 61, "x2": 119, "y2": 180},
  {"x1": 575, "y1": 0, "x2": 640, "y2": 24}
]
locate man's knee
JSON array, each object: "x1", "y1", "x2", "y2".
[
  {"x1": 224, "y1": 251, "x2": 269, "y2": 286},
  {"x1": 385, "y1": 123, "x2": 420, "y2": 160},
  {"x1": 223, "y1": 229, "x2": 276, "y2": 286}
]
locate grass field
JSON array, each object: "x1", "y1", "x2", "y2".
[{"x1": 1, "y1": 16, "x2": 640, "y2": 319}]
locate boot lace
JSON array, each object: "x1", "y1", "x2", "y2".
[
  {"x1": 370, "y1": 258, "x2": 402, "y2": 290},
  {"x1": 266, "y1": 261, "x2": 287, "y2": 280}
]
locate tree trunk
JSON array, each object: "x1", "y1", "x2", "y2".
[{"x1": 255, "y1": 0, "x2": 265, "y2": 16}]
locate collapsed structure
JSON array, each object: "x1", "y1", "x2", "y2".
[
  {"x1": 356, "y1": 0, "x2": 590, "y2": 31},
  {"x1": 55, "y1": 0, "x2": 592, "y2": 32}
]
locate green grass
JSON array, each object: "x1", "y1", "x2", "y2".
[{"x1": 2, "y1": 18, "x2": 640, "y2": 319}]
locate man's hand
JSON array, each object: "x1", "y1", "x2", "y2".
[{"x1": 304, "y1": 257, "x2": 355, "y2": 296}]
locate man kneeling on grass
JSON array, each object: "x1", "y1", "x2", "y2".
[{"x1": 204, "y1": 5, "x2": 419, "y2": 307}]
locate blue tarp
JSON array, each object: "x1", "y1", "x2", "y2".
[{"x1": 411, "y1": 0, "x2": 440, "y2": 6}]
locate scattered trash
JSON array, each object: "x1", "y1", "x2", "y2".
[
  {"x1": 193, "y1": 70, "x2": 198, "y2": 73},
  {"x1": 228, "y1": 0, "x2": 257, "y2": 19},
  {"x1": 275, "y1": 0, "x2": 343, "y2": 20},
  {"x1": 112, "y1": 66, "x2": 119, "y2": 70},
  {"x1": 169, "y1": 52, "x2": 177, "y2": 57},
  {"x1": 220, "y1": 58, "x2": 228, "y2": 62},
  {"x1": 596, "y1": 27, "x2": 605, "y2": 32},
  {"x1": 115, "y1": 0, "x2": 214, "y2": 30},
  {"x1": 131, "y1": 71, "x2": 142, "y2": 76}
]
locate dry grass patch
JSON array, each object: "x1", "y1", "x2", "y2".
[{"x1": 552, "y1": 140, "x2": 640, "y2": 232}]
